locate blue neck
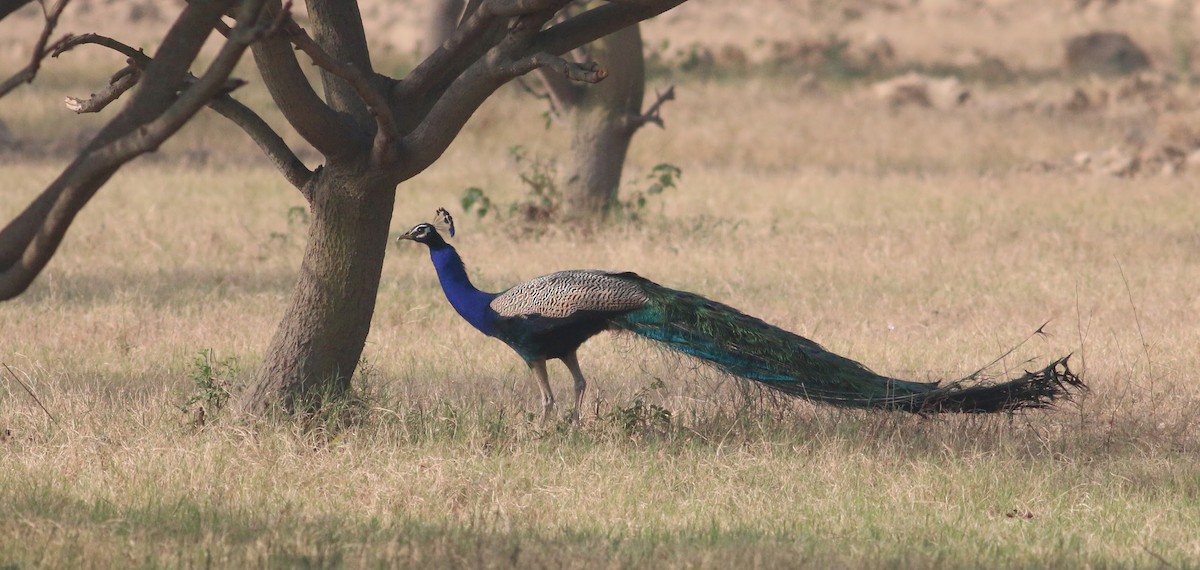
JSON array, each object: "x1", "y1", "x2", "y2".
[{"x1": 429, "y1": 244, "x2": 497, "y2": 335}]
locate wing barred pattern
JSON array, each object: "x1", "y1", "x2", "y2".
[{"x1": 490, "y1": 270, "x2": 649, "y2": 319}]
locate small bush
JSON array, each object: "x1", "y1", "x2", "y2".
[{"x1": 179, "y1": 349, "x2": 237, "y2": 425}]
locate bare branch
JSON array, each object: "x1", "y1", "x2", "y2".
[
  {"x1": 0, "y1": 0, "x2": 35, "y2": 20},
  {"x1": 64, "y1": 65, "x2": 140, "y2": 113},
  {"x1": 47, "y1": 12, "x2": 311, "y2": 191},
  {"x1": 207, "y1": 95, "x2": 313, "y2": 191},
  {"x1": 53, "y1": 33, "x2": 151, "y2": 65},
  {"x1": 599, "y1": 0, "x2": 672, "y2": 5},
  {"x1": 0, "y1": 0, "x2": 71, "y2": 98},
  {"x1": 505, "y1": 52, "x2": 606, "y2": 82},
  {"x1": 486, "y1": 0, "x2": 563, "y2": 17},
  {"x1": 459, "y1": 0, "x2": 484, "y2": 22},
  {"x1": 396, "y1": 63, "x2": 502, "y2": 180},
  {"x1": 397, "y1": 0, "x2": 680, "y2": 181},
  {"x1": 123, "y1": 0, "x2": 270, "y2": 152},
  {"x1": 403, "y1": 0, "x2": 570, "y2": 95},
  {"x1": 533, "y1": 0, "x2": 685, "y2": 56},
  {"x1": 402, "y1": 6, "x2": 503, "y2": 94},
  {"x1": 3, "y1": 363, "x2": 56, "y2": 424},
  {"x1": 250, "y1": 0, "x2": 359, "y2": 159},
  {"x1": 0, "y1": 0, "x2": 270, "y2": 299},
  {"x1": 285, "y1": 18, "x2": 399, "y2": 163},
  {"x1": 214, "y1": 16, "x2": 233, "y2": 37},
  {"x1": 626, "y1": 83, "x2": 674, "y2": 129}
]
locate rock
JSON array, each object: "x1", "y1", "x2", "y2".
[{"x1": 1064, "y1": 31, "x2": 1151, "y2": 75}]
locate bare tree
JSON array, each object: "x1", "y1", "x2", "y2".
[
  {"x1": 0, "y1": 0, "x2": 689, "y2": 419},
  {"x1": 534, "y1": 22, "x2": 673, "y2": 219}
]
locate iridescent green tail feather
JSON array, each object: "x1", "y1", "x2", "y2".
[{"x1": 614, "y1": 278, "x2": 1084, "y2": 413}]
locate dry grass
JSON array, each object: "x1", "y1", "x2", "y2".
[{"x1": 4, "y1": 1, "x2": 1200, "y2": 568}]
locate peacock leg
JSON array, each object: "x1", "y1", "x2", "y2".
[
  {"x1": 561, "y1": 351, "x2": 587, "y2": 424},
  {"x1": 528, "y1": 359, "x2": 554, "y2": 422}
]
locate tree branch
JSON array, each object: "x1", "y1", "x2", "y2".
[
  {"x1": 625, "y1": 83, "x2": 674, "y2": 130},
  {"x1": 0, "y1": 0, "x2": 71, "y2": 99},
  {"x1": 103, "y1": 0, "x2": 271, "y2": 156},
  {"x1": 0, "y1": 0, "x2": 35, "y2": 20},
  {"x1": 207, "y1": 95, "x2": 313, "y2": 191},
  {"x1": 401, "y1": 3, "x2": 505, "y2": 96},
  {"x1": 533, "y1": 0, "x2": 685, "y2": 56},
  {"x1": 50, "y1": 29, "x2": 311, "y2": 192},
  {"x1": 53, "y1": 32, "x2": 150, "y2": 63},
  {"x1": 459, "y1": 0, "x2": 484, "y2": 21},
  {"x1": 599, "y1": 0, "x2": 673, "y2": 5},
  {"x1": 396, "y1": 0, "x2": 681, "y2": 181},
  {"x1": 534, "y1": 64, "x2": 584, "y2": 111},
  {"x1": 504, "y1": 52, "x2": 606, "y2": 82},
  {"x1": 304, "y1": 0, "x2": 375, "y2": 129},
  {"x1": 284, "y1": 18, "x2": 398, "y2": 164},
  {"x1": 63, "y1": 65, "x2": 140, "y2": 113},
  {"x1": 400, "y1": 47, "x2": 598, "y2": 180},
  {"x1": 0, "y1": 0, "x2": 270, "y2": 300},
  {"x1": 402, "y1": 0, "x2": 569, "y2": 96},
  {"x1": 250, "y1": 0, "x2": 359, "y2": 159}
]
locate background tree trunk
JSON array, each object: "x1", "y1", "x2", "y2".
[
  {"x1": 554, "y1": 25, "x2": 646, "y2": 220},
  {"x1": 422, "y1": 0, "x2": 466, "y2": 57},
  {"x1": 234, "y1": 163, "x2": 397, "y2": 417}
]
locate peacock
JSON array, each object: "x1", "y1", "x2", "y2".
[{"x1": 398, "y1": 208, "x2": 1084, "y2": 421}]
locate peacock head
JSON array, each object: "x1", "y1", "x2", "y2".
[{"x1": 397, "y1": 208, "x2": 455, "y2": 247}]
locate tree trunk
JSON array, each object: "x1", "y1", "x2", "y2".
[
  {"x1": 560, "y1": 25, "x2": 645, "y2": 220},
  {"x1": 234, "y1": 163, "x2": 397, "y2": 417}
]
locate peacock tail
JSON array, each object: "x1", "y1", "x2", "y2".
[{"x1": 613, "y1": 276, "x2": 1083, "y2": 413}]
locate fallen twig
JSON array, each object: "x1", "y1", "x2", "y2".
[{"x1": 3, "y1": 362, "x2": 56, "y2": 424}]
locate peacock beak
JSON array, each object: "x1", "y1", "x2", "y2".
[{"x1": 397, "y1": 230, "x2": 415, "y2": 242}]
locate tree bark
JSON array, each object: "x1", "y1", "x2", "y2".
[
  {"x1": 554, "y1": 25, "x2": 645, "y2": 220},
  {"x1": 235, "y1": 162, "x2": 397, "y2": 417}
]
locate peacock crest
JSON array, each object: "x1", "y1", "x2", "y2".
[{"x1": 433, "y1": 207, "x2": 455, "y2": 237}]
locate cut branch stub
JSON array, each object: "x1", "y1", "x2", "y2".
[{"x1": 65, "y1": 66, "x2": 140, "y2": 114}]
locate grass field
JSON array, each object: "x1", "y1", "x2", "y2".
[{"x1": 3, "y1": 1, "x2": 1200, "y2": 568}]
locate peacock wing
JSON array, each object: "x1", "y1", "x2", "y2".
[{"x1": 489, "y1": 270, "x2": 649, "y2": 320}]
